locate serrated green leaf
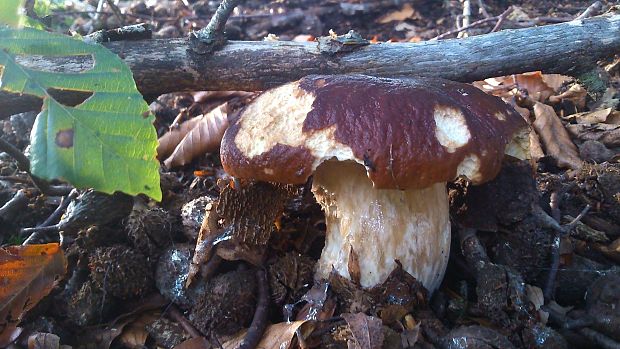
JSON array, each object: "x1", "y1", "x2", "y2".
[{"x1": 0, "y1": 28, "x2": 161, "y2": 200}]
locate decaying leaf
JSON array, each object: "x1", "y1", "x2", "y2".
[
  {"x1": 563, "y1": 108, "x2": 615, "y2": 124},
  {"x1": 377, "y1": 3, "x2": 417, "y2": 23},
  {"x1": 342, "y1": 313, "x2": 384, "y2": 349},
  {"x1": 163, "y1": 104, "x2": 229, "y2": 168},
  {"x1": 532, "y1": 102, "x2": 582, "y2": 169},
  {"x1": 525, "y1": 285, "x2": 548, "y2": 325},
  {"x1": 548, "y1": 84, "x2": 587, "y2": 109},
  {"x1": 186, "y1": 198, "x2": 219, "y2": 287},
  {"x1": 117, "y1": 311, "x2": 159, "y2": 349},
  {"x1": 567, "y1": 123, "x2": 620, "y2": 148},
  {"x1": 0, "y1": 244, "x2": 66, "y2": 347},
  {"x1": 28, "y1": 333, "x2": 60, "y2": 349},
  {"x1": 173, "y1": 337, "x2": 210, "y2": 349},
  {"x1": 222, "y1": 321, "x2": 315, "y2": 349},
  {"x1": 476, "y1": 72, "x2": 571, "y2": 102}
]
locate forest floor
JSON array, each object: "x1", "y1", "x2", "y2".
[{"x1": 1, "y1": 0, "x2": 620, "y2": 349}]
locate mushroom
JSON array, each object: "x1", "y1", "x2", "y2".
[{"x1": 220, "y1": 75, "x2": 529, "y2": 292}]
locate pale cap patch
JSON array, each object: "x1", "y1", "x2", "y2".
[{"x1": 433, "y1": 105, "x2": 471, "y2": 153}]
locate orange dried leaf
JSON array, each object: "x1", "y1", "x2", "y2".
[
  {"x1": 342, "y1": 313, "x2": 384, "y2": 349},
  {"x1": 0, "y1": 244, "x2": 67, "y2": 347},
  {"x1": 163, "y1": 104, "x2": 229, "y2": 168}
]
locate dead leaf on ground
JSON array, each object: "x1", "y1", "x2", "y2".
[
  {"x1": 222, "y1": 321, "x2": 315, "y2": 349},
  {"x1": 173, "y1": 337, "x2": 211, "y2": 349},
  {"x1": 548, "y1": 84, "x2": 587, "y2": 109},
  {"x1": 163, "y1": 104, "x2": 229, "y2": 168},
  {"x1": 0, "y1": 244, "x2": 67, "y2": 347},
  {"x1": 377, "y1": 3, "x2": 417, "y2": 23},
  {"x1": 28, "y1": 333, "x2": 60, "y2": 349},
  {"x1": 525, "y1": 285, "x2": 548, "y2": 325},
  {"x1": 157, "y1": 116, "x2": 202, "y2": 160},
  {"x1": 117, "y1": 311, "x2": 160, "y2": 349},
  {"x1": 476, "y1": 72, "x2": 571, "y2": 102},
  {"x1": 342, "y1": 313, "x2": 384, "y2": 349},
  {"x1": 532, "y1": 102, "x2": 582, "y2": 169},
  {"x1": 566, "y1": 123, "x2": 620, "y2": 148},
  {"x1": 563, "y1": 108, "x2": 615, "y2": 124}
]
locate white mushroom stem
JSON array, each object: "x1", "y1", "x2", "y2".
[{"x1": 311, "y1": 161, "x2": 451, "y2": 292}]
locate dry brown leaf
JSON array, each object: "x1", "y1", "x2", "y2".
[
  {"x1": 164, "y1": 104, "x2": 229, "y2": 168},
  {"x1": 173, "y1": 337, "x2": 210, "y2": 349},
  {"x1": 157, "y1": 116, "x2": 203, "y2": 160},
  {"x1": 566, "y1": 123, "x2": 620, "y2": 148},
  {"x1": 529, "y1": 130, "x2": 545, "y2": 164},
  {"x1": 28, "y1": 333, "x2": 60, "y2": 349},
  {"x1": 222, "y1": 321, "x2": 315, "y2": 349},
  {"x1": 525, "y1": 285, "x2": 548, "y2": 325},
  {"x1": 186, "y1": 197, "x2": 218, "y2": 288},
  {"x1": 117, "y1": 311, "x2": 159, "y2": 349},
  {"x1": 377, "y1": 3, "x2": 416, "y2": 23},
  {"x1": 342, "y1": 313, "x2": 384, "y2": 349},
  {"x1": 532, "y1": 102, "x2": 582, "y2": 169},
  {"x1": 564, "y1": 108, "x2": 614, "y2": 124},
  {"x1": 548, "y1": 84, "x2": 586, "y2": 109},
  {"x1": 0, "y1": 244, "x2": 66, "y2": 347}
]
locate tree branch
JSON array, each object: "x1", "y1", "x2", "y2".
[{"x1": 2, "y1": 13, "x2": 619, "y2": 117}]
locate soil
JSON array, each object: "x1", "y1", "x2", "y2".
[{"x1": 1, "y1": 1, "x2": 619, "y2": 349}]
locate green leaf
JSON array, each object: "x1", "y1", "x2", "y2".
[
  {"x1": 0, "y1": 0, "x2": 26, "y2": 28},
  {"x1": 0, "y1": 28, "x2": 162, "y2": 200}
]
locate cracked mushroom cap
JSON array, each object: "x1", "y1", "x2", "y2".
[{"x1": 221, "y1": 74, "x2": 528, "y2": 188}]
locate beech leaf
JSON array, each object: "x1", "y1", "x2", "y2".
[
  {"x1": 222, "y1": 321, "x2": 315, "y2": 349},
  {"x1": 0, "y1": 243, "x2": 66, "y2": 347},
  {"x1": 161, "y1": 104, "x2": 229, "y2": 168},
  {"x1": 532, "y1": 102, "x2": 582, "y2": 169},
  {"x1": 342, "y1": 313, "x2": 384, "y2": 349}
]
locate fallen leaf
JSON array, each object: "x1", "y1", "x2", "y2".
[
  {"x1": 566, "y1": 123, "x2": 620, "y2": 148},
  {"x1": 377, "y1": 4, "x2": 416, "y2": 23},
  {"x1": 117, "y1": 311, "x2": 159, "y2": 349},
  {"x1": 525, "y1": 285, "x2": 548, "y2": 325},
  {"x1": 548, "y1": 84, "x2": 586, "y2": 109},
  {"x1": 28, "y1": 333, "x2": 60, "y2": 349},
  {"x1": 173, "y1": 337, "x2": 210, "y2": 349},
  {"x1": 342, "y1": 313, "x2": 384, "y2": 349},
  {"x1": 163, "y1": 104, "x2": 229, "y2": 168},
  {"x1": 563, "y1": 108, "x2": 614, "y2": 124},
  {"x1": 532, "y1": 102, "x2": 582, "y2": 169},
  {"x1": 222, "y1": 321, "x2": 315, "y2": 349},
  {"x1": 0, "y1": 244, "x2": 66, "y2": 347},
  {"x1": 186, "y1": 198, "x2": 218, "y2": 288},
  {"x1": 157, "y1": 116, "x2": 202, "y2": 160}
]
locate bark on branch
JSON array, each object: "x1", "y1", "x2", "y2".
[{"x1": 2, "y1": 13, "x2": 620, "y2": 117}]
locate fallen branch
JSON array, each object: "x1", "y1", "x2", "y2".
[{"x1": 1, "y1": 13, "x2": 619, "y2": 117}]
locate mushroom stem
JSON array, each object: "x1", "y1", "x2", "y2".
[{"x1": 312, "y1": 161, "x2": 451, "y2": 292}]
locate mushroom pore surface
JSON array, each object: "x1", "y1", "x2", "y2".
[{"x1": 312, "y1": 160, "x2": 450, "y2": 291}]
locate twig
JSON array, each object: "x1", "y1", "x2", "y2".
[
  {"x1": 104, "y1": 0, "x2": 125, "y2": 26},
  {"x1": 38, "y1": 189, "x2": 79, "y2": 228},
  {"x1": 21, "y1": 225, "x2": 60, "y2": 245},
  {"x1": 190, "y1": 0, "x2": 242, "y2": 54},
  {"x1": 0, "y1": 189, "x2": 28, "y2": 221},
  {"x1": 167, "y1": 304, "x2": 204, "y2": 339},
  {"x1": 432, "y1": 7, "x2": 512, "y2": 40},
  {"x1": 238, "y1": 268, "x2": 269, "y2": 349},
  {"x1": 0, "y1": 138, "x2": 30, "y2": 172},
  {"x1": 575, "y1": 1, "x2": 603, "y2": 20},
  {"x1": 458, "y1": 0, "x2": 472, "y2": 38},
  {"x1": 542, "y1": 203, "x2": 591, "y2": 300},
  {"x1": 490, "y1": 6, "x2": 514, "y2": 32},
  {"x1": 0, "y1": 175, "x2": 31, "y2": 184}
]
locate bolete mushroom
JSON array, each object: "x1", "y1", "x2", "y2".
[{"x1": 220, "y1": 75, "x2": 529, "y2": 292}]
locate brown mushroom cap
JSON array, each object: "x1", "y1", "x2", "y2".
[{"x1": 221, "y1": 74, "x2": 528, "y2": 189}]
